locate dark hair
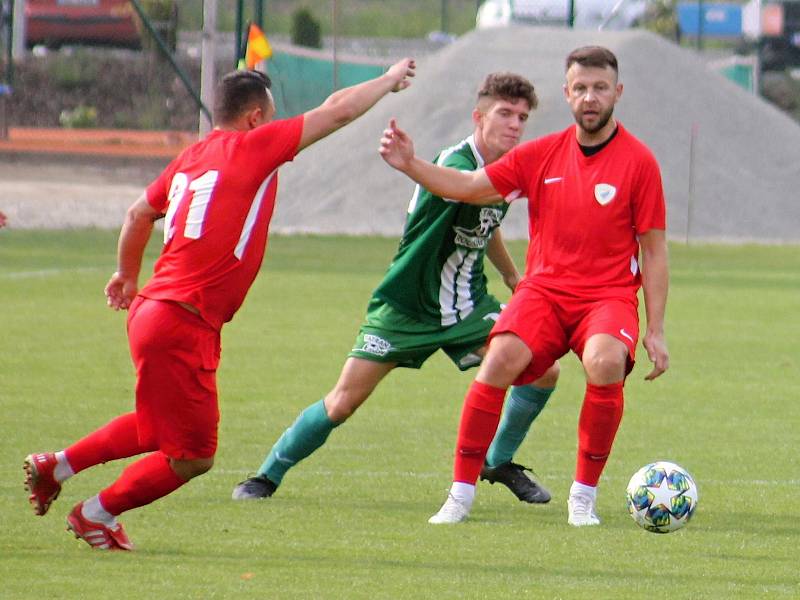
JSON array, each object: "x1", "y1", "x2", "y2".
[
  {"x1": 477, "y1": 72, "x2": 538, "y2": 110},
  {"x1": 213, "y1": 70, "x2": 272, "y2": 124},
  {"x1": 565, "y1": 46, "x2": 619, "y2": 74}
]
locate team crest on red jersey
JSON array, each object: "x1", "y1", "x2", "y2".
[{"x1": 594, "y1": 183, "x2": 617, "y2": 206}]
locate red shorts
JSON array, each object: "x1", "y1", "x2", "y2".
[
  {"x1": 127, "y1": 297, "x2": 221, "y2": 460},
  {"x1": 489, "y1": 281, "x2": 639, "y2": 385}
]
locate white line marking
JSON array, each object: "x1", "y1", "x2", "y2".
[
  {"x1": 212, "y1": 469, "x2": 799, "y2": 486},
  {"x1": 0, "y1": 266, "x2": 105, "y2": 280}
]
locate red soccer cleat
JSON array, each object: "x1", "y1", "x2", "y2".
[
  {"x1": 23, "y1": 453, "x2": 62, "y2": 516},
  {"x1": 66, "y1": 502, "x2": 134, "y2": 551}
]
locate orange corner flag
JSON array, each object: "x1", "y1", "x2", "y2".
[{"x1": 245, "y1": 23, "x2": 272, "y2": 69}]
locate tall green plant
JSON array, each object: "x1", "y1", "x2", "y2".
[
  {"x1": 140, "y1": 0, "x2": 179, "y2": 51},
  {"x1": 291, "y1": 7, "x2": 322, "y2": 48}
]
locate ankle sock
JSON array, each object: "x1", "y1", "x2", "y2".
[
  {"x1": 81, "y1": 494, "x2": 117, "y2": 527},
  {"x1": 569, "y1": 481, "x2": 597, "y2": 499},
  {"x1": 449, "y1": 481, "x2": 475, "y2": 509},
  {"x1": 53, "y1": 451, "x2": 75, "y2": 483}
]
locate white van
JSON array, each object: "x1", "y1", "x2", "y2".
[{"x1": 476, "y1": 0, "x2": 647, "y2": 30}]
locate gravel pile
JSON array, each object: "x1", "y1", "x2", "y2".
[
  {"x1": 0, "y1": 157, "x2": 162, "y2": 230},
  {"x1": 274, "y1": 26, "x2": 800, "y2": 243},
  {"x1": 4, "y1": 27, "x2": 798, "y2": 242}
]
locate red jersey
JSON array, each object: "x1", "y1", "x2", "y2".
[
  {"x1": 140, "y1": 115, "x2": 304, "y2": 330},
  {"x1": 485, "y1": 122, "x2": 665, "y2": 299}
]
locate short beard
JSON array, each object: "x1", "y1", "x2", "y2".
[{"x1": 577, "y1": 107, "x2": 613, "y2": 135}]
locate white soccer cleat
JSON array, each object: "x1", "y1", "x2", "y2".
[
  {"x1": 567, "y1": 493, "x2": 600, "y2": 527},
  {"x1": 428, "y1": 493, "x2": 471, "y2": 524}
]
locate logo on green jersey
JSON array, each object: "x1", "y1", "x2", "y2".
[{"x1": 453, "y1": 207, "x2": 503, "y2": 249}]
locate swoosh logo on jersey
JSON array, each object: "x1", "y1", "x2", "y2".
[
  {"x1": 619, "y1": 328, "x2": 634, "y2": 343},
  {"x1": 544, "y1": 177, "x2": 563, "y2": 184},
  {"x1": 595, "y1": 183, "x2": 617, "y2": 205}
]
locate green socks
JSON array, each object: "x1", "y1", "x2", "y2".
[
  {"x1": 258, "y1": 385, "x2": 553, "y2": 487},
  {"x1": 258, "y1": 399, "x2": 340, "y2": 486},
  {"x1": 485, "y1": 384, "x2": 554, "y2": 468}
]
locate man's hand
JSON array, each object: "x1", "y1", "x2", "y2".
[
  {"x1": 379, "y1": 119, "x2": 415, "y2": 172},
  {"x1": 104, "y1": 272, "x2": 138, "y2": 311},
  {"x1": 385, "y1": 58, "x2": 416, "y2": 93},
  {"x1": 643, "y1": 330, "x2": 669, "y2": 380}
]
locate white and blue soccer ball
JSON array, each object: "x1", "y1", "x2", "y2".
[{"x1": 625, "y1": 461, "x2": 698, "y2": 533}]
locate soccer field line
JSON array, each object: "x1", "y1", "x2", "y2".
[
  {"x1": 212, "y1": 469, "x2": 799, "y2": 487},
  {"x1": 0, "y1": 266, "x2": 106, "y2": 280}
]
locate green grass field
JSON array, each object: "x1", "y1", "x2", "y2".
[{"x1": 1, "y1": 231, "x2": 798, "y2": 599}]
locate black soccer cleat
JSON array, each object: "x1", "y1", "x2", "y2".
[
  {"x1": 231, "y1": 475, "x2": 278, "y2": 500},
  {"x1": 480, "y1": 461, "x2": 551, "y2": 504}
]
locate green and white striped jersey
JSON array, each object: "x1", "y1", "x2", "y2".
[{"x1": 373, "y1": 135, "x2": 509, "y2": 326}]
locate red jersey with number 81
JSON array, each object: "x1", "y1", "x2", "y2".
[
  {"x1": 140, "y1": 115, "x2": 303, "y2": 330},
  {"x1": 485, "y1": 122, "x2": 665, "y2": 299}
]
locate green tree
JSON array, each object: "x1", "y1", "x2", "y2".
[
  {"x1": 140, "y1": 0, "x2": 179, "y2": 52},
  {"x1": 291, "y1": 7, "x2": 322, "y2": 49}
]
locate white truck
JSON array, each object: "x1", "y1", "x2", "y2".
[{"x1": 476, "y1": 0, "x2": 648, "y2": 30}]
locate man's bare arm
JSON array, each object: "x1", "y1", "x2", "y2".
[
  {"x1": 105, "y1": 194, "x2": 162, "y2": 311},
  {"x1": 379, "y1": 119, "x2": 500, "y2": 205},
  {"x1": 639, "y1": 228, "x2": 669, "y2": 380},
  {"x1": 298, "y1": 59, "x2": 415, "y2": 152},
  {"x1": 486, "y1": 228, "x2": 521, "y2": 292}
]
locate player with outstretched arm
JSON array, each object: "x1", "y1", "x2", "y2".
[{"x1": 23, "y1": 59, "x2": 415, "y2": 550}]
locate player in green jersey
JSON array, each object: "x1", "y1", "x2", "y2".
[{"x1": 232, "y1": 73, "x2": 559, "y2": 504}]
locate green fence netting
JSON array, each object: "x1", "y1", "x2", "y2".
[{"x1": 266, "y1": 45, "x2": 387, "y2": 117}]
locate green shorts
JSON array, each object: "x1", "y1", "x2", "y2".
[{"x1": 348, "y1": 296, "x2": 503, "y2": 371}]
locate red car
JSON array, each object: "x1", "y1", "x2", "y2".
[{"x1": 25, "y1": 0, "x2": 142, "y2": 49}]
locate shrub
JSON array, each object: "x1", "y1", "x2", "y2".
[
  {"x1": 59, "y1": 105, "x2": 98, "y2": 128},
  {"x1": 291, "y1": 7, "x2": 322, "y2": 49},
  {"x1": 642, "y1": 0, "x2": 679, "y2": 41},
  {"x1": 140, "y1": 0, "x2": 178, "y2": 52},
  {"x1": 760, "y1": 71, "x2": 799, "y2": 112},
  {"x1": 47, "y1": 52, "x2": 98, "y2": 91}
]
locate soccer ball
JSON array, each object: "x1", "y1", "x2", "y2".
[{"x1": 625, "y1": 461, "x2": 698, "y2": 533}]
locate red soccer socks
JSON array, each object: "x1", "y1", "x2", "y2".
[
  {"x1": 98, "y1": 451, "x2": 186, "y2": 516},
  {"x1": 453, "y1": 381, "x2": 507, "y2": 485},
  {"x1": 575, "y1": 382, "x2": 624, "y2": 486},
  {"x1": 64, "y1": 412, "x2": 155, "y2": 474}
]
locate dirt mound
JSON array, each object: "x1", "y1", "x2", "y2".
[
  {"x1": 274, "y1": 27, "x2": 800, "y2": 243},
  {"x1": 4, "y1": 28, "x2": 798, "y2": 241}
]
